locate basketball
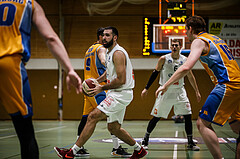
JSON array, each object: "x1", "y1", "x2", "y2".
[{"x1": 82, "y1": 78, "x2": 98, "y2": 96}]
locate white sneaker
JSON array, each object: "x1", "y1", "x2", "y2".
[
  {"x1": 187, "y1": 144, "x2": 200, "y2": 151},
  {"x1": 142, "y1": 145, "x2": 149, "y2": 150}
]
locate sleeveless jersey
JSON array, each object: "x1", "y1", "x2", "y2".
[
  {"x1": 198, "y1": 32, "x2": 240, "y2": 85},
  {"x1": 159, "y1": 53, "x2": 186, "y2": 88},
  {"x1": 106, "y1": 44, "x2": 135, "y2": 91},
  {"x1": 84, "y1": 42, "x2": 106, "y2": 81},
  {"x1": 0, "y1": 0, "x2": 34, "y2": 62}
]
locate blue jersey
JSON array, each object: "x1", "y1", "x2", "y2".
[{"x1": 198, "y1": 32, "x2": 240, "y2": 85}]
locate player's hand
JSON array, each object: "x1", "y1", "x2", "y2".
[
  {"x1": 66, "y1": 70, "x2": 82, "y2": 94},
  {"x1": 88, "y1": 82, "x2": 102, "y2": 96},
  {"x1": 141, "y1": 88, "x2": 148, "y2": 99},
  {"x1": 155, "y1": 85, "x2": 168, "y2": 97},
  {"x1": 196, "y1": 91, "x2": 201, "y2": 102}
]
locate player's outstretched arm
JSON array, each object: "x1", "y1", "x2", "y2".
[
  {"x1": 32, "y1": 1, "x2": 82, "y2": 93},
  {"x1": 186, "y1": 70, "x2": 201, "y2": 102}
]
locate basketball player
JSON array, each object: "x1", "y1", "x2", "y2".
[
  {"x1": 141, "y1": 39, "x2": 201, "y2": 151},
  {"x1": 0, "y1": 1, "x2": 81, "y2": 159},
  {"x1": 54, "y1": 26, "x2": 147, "y2": 159},
  {"x1": 156, "y1": 16, "x2": 240, "y2": 159},
  {"x1": 75, "y1": 27, "x2": 131, "y2": 157}
]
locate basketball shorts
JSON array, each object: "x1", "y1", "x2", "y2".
[
  {"x1": 83, "y1": 91, "x2": 106, "y2": 116},
  {"x1": 151, "y1": 87, "x2": 191, "y2": 118},
  {"x1": 199, "y1": 83, "x2": 240, "y2": 126},
  {"x1": 97, "y1": 89, "x2": 133, "y2": 124},
  {"x1": 0, "y1": 54, "x2": 33, "y2": 118}
]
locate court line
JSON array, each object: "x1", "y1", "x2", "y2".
[
  {"x1": 0, "y1": 126, "x2": 66, "y2": 140},
  {"x1": 173, "y1": 130, "x2": 178, "y2": 159},
  {"x1": 0, "y1": 128, "x2": 14, "y2": 131}
]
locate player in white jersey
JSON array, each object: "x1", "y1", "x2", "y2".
[
  {"x1": 141, "y1": 39, "x2": 201, "y2": 151},
  {"x1": 54, "y1": 26, "x2": 147, "y2": 159}
]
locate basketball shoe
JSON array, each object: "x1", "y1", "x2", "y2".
[
  {"x1": 54, "y1": 147, "x2": 74, "y2": 159},
  {"x1": 111, "y1": 145, "x2": 131, "y2": 157},
  {"x1": 187, "y1": 142, "x2": 200, "y2": 151},
  {"x1": 129, "y1": 147, "x2": 148, "y2": 159}
]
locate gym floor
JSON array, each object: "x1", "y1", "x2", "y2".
[{"x1": 0, "y1": 120, "x2": 237, "y2": 159}]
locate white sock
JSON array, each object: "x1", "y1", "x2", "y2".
[
  {"x1": 133, "y1": 142, "x2": 141, "y2": 151},
  {"x1": 72, "y1": 144, "x2": 81, "y2": 155},
  {"x1": 111, "y1": 135, "x2": 120, "y2": 149}
]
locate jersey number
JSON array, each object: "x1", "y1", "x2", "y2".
[
  {"x1": 86, "y1": 58, "x2": 91, "y2": 71},
  {"x1": 0, "y1": 3, "x2": 16, "y2": 26},
  {"x1": 219, "y1": 44, "x2": 234, "y2": 60}
]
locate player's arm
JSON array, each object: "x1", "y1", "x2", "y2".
[
  {"x1": 97, "y1": 46, "x2": 106, "y2": 66},
  {"x1": 91, "y1": 50, "x2": 126, "y2": 95},
  {"x1": 141, "y1": 56, "x2": 165, "y2": 98},
  {"x1": 186, "y1": 70, "x2": 201, "y2": 102},
  {"x1": 155, "y1": 39, "x2": 205, "y2": 97},
  {"x1": 32, "y1": 1, "x2": 82, "y2": 93},
  {"x1": 102, "y1": 50, "x2": 126, "y2": 90},
  {"x1": 96, "y1": 71, "x2": 106, "y2": 83}
]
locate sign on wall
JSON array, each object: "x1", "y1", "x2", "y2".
[{"x1": 209, "y1": 19, "x2": 240, "y2": 58}]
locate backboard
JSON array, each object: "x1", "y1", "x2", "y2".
[{"x1": 152, "y1": 24, "x2": 191, "y2": 54}]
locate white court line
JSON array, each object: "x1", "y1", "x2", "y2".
[
  {"x1": 0, "y1": 128, "x2": 14, "y2": 131},
  {"x1": 0, "y1": 126, "x2": 66, "y2": 140},
  {"x1": 173, "y1": 130, "x2": 178, "y2": 159}
]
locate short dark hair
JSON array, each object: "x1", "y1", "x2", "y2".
[
  {"x1": 104, "y1": 26, "x2": 119, "y2": 38},
  {"x1": 172, "y1": 39, "x2": 181, "y2": 46},
  {"x1": 186, "y1": 15, "x2": 206, "y2": 34},
  {"x1": 97, "y1": 27, "x2": 104, "y2": 40}
]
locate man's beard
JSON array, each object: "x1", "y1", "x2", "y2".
[{"x1": 103, "y1": 38, "x2": 114, "y2": 48}]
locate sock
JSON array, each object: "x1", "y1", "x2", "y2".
[
  {"x1": 144, "y1": 132, "x2": 150, "y2": 138},
  {"x1": 111, "y1": 134, "x2": 120, "y2": 149},
  {"x1": 72, "y1": 144, "x2": 81, "y2": 155},
  {"x1": 133, "y1": 142, "x2": 141, "y2": 151},
  {"x1": 187, "y1": 134, "x2": 193, "y2": 144}
]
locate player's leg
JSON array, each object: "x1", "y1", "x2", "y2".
[
  {"x1": 0, "y1": 55, "x2": 39, "y2": 159},
  {"x1": 142, "y1": 91, "x2": 173, "y2": 149},
  {"x1": 108, "y1": 121, "x2": 147, "y2": 158},
  {"x1": 75, "y1": 115, "x2": 89, "y2": 156},
  {"x1": 197, "y1": 117, "x2": 222, "y2": 158},
  {"x1": 141, "y1": 116, "x2": 161, "y2": 149},
  {"x1": 183, "y1": 114, "x2": 200, "y2": 151},
  {"x1": 12, "y1": 115, "x2": 39, "y2": 159},
  {"x1": 229, "y1": 119, "x2": 240, "y2": 159}
]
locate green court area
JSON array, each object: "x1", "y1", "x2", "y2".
[{"x1": 0, "y1": 120, "x2": 237, "y2": 159}]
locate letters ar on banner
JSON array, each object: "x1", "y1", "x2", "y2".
[{"x1": 209, "y1": 19, "x2": 240, "y2": 58}]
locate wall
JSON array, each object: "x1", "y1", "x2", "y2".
[
  {"x1": 0, "y1": 0, "x2": 239, "y2": 120},
  {"x1": 0, "y1": 69, "x2": 213, "y2": 120}
]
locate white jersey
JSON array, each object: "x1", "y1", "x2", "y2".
[
  {"x1": 159, "y1": 53, "x2": 187, "y2": 88},
  {"x1": 106, "y1": 44, "x2": 135, "y2": 91}
]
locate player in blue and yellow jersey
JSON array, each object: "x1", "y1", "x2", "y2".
[
  {"x1": 156, "y1": 16, "x2": 240, "y2": 159},
  {"x1": 0, "y1": 1, "x2": 82, "y2": 158},
  {"x1": 75, "y1": 28, "x2": 131, "y2": 157}
]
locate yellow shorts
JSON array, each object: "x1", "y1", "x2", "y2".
[
  {"x1": 0, "y1": 54, "x2": 33, "y2": 117},
  {"x1": 199, "y1": 83, "x2": 240, "y2": 126},
  {"x1": 83, "y1": 91, "x2": 106, "y2": 116}
]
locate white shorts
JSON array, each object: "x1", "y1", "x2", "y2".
[
  {"x1": 151, "y1": 87, "x2": 192, "y2": 118},
  {"x1": 97, "y1": 89, "x2": 133, "y2": 124}
]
